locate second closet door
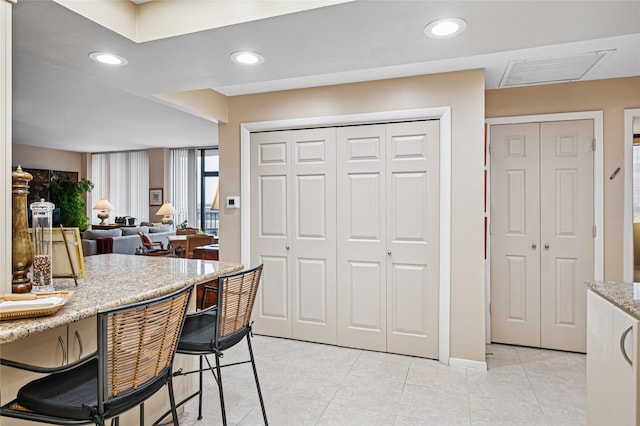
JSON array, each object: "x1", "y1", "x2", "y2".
[{"x1": 491, "y1": 120, "x2": 594, "y2": 352}]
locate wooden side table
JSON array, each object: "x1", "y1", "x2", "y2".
[
  {"x1": 91, "y1": 224, "x2": 122, "y2": 230},
  {"x1": 191, "y1": 244, "x2": 219, "y2": 261}
]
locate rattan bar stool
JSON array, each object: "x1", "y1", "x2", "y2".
[
  {"x1": 0, "y1": 285, "x2": 193, "y2": 426},
  {"x1": 160, "y1": 264, "x2": 268, "y2": 425}
]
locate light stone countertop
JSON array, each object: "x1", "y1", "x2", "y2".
[
  {"x1": 0, "y1": 254, "x2": 243, "y2": 344},
  {"x1": 587, "y1": 281, "x2": 640, "y2": 320}
]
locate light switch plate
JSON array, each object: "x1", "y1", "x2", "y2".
[{"x1": 226, "y1": 196, "x2": 240, "y2": 209}]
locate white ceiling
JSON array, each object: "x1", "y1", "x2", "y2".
[{"x1": 12, "y1": 0, "x2": 640, "y2": 153}]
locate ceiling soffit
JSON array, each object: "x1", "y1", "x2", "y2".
[{"x1": 53, "y1": 0, "x2": 353, "y2": 43}]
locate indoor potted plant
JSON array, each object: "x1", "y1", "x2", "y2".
[{"x1": 48, "y1": 177, "x2": 94, "y2": 231}]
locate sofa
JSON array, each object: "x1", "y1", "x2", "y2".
[{"x1": 81, "y1": 225, "x2": 174, "y2": 256}]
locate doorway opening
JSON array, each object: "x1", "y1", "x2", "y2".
[{"x1": 485, "y1": 111, "x2": 604, "y2": 349}]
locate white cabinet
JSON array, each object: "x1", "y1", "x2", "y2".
[
  {"x1": 586, "y1": 290, "x2": 640, "y2": 425},
  {"x1": 67, "y1": 317, "x2": 97, "y2": 363}
]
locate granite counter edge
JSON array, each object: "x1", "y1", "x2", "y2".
[
  {"x1": 587, "y1": 281, "x2": 640, "y2": 320},
  {"x1": 0, "y1": 263, "x2": 244, "y2": 344}
]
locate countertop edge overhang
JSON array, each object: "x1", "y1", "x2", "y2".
[
  {"x1": 587, "y1": 281, "x2": 640, "y2": 320},
  {"x1": 0, "y1": 254, "x2": 244, "y2": 344}
]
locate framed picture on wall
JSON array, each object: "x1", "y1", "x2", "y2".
[{"x1": 149, "y1": 189, "x2": 163, "y2": 206}]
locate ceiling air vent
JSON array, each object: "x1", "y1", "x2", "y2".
[{"x1": 499, "y1": 50, "x2": 614, "y2": 88}]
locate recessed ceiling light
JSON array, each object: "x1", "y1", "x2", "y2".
[
  {"x1": 230, "y1": 51, "x2": 265, "y2": 65},
  {"x1": 424, "y1": 17, "x2": 467, "y2": 39},
  {"x1": 89, "y1": 51, "x2": 128, "y2": 66}
]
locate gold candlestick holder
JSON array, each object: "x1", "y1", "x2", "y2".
[{"x1": 12, "y1": 165, "x2": 33, "y2": 293}]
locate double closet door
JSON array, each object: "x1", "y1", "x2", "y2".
[
  {"x1": 250, "y1": 120, "x2": 440, "y2": 359},
  {"x1": 490, "y1": 120, "x2": 594, "y2": 353}
]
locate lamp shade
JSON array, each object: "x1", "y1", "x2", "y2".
[
  {"x1": 156, "y1": 202, "x2": 176, "y2": 216},
  {"x1": 211, "y1": 186, "x2": 219, "y2": 210},
  {"x1": 93, "y1": 199, "x2": 114, "y2": 211}
]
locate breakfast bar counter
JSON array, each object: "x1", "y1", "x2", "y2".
[
  {"x1": 0, "y1": 254, "x2": 243, "y2": 425},
  {"x1": 0, "y1": 254, "x2": 243, "y2": 344}
]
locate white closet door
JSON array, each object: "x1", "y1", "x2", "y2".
[
  {"x1": 251, "y1": 131, "x2": 292, "y2": 337},
  {"x1": 540, "y1": 120, "x2": 593, "y2": 352},
  {"x1": 386, "y1": 121, "x2": 440, "y2": 358},
  {"x1": 253, "y1": 121, "x2": 441, "y2": 358},
  {"x1": 290, "y1": 128, "x2": 337, "y2": 344},
  {"x1": 337, "y1": 124, "x2": 387, "y2": 351},
  {"x1": 491, "y1": 120, "x2": 594, "y2": 352},
  {"x1": 491, "y1": 123, "x2": 542, "y2": 347}
]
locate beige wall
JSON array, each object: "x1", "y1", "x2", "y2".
[
  {"x1": 219, "y1": 69, "x2": 487, "y2": 362},
  {"x1": 12, "y1": 144, "x2": 82, "y2": 173},
  {"x1": 486, "y1": 76, "x2": 640, "y2": 281},
  {"x1": 148, "y1": 148, "x2": 169, "y2": 223}
]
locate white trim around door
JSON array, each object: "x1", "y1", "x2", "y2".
[
  {"x1": 623, "y1": 109, "x2": 640, "y2": 283},
  {"x1": 485, "y1": 111, "x2": 604, "y2": 344},
  {"x1": 240, "y1": 107, "x2": 452, "y2": 364}
]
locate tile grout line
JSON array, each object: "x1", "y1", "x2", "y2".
[
  {"x1": 465, "y1": 366, "x2": 473, "y2": 425},
  {"x1": 313, "y1": 348, "x2": 363, "y2": 424},
  {"x1": 515, "y1": 348, "x2": 552, "y2": 426}
]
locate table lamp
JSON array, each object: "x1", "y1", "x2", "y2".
[
  {"x1": 93, "y1": 199, "x2": 114, "y2": 225},
  {"x1": 211, "y1": 186, "x2": 219, "y2": 210},
  {"x1": 156, "y1": 202, "x2": 177, "y2": 224}
]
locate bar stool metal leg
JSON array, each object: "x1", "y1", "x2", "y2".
[{"x1": 247, "y1": 335, "x2": 268, "y2": 425}]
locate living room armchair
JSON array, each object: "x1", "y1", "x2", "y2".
[{"x1": 138, "y1": 232, "x2": 165, "y2": 251}]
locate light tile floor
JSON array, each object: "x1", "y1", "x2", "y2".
[{"x1": 177, "y1": 336, "x2": 586, "y2": 425}]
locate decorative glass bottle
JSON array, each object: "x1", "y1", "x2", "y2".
[{"x1": 30, "y1": 199, "x2": 55, "y2": 292}]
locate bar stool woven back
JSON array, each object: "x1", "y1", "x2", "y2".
[
  {"x1": 102, "y1": 288, "x2": 188, "y2": 399},
  {"x1": 0, "y1": 285, "x2": 193, "y2": 426},
  {"x1": 164, "y1": 265, "x2": 267, "y2": 426}
]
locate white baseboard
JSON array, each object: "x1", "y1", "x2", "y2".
[{"x1": 449, "y1": 357, "x2": 487, "y2": 370}]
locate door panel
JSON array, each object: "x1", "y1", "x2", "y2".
[
  {"x1": 386, "y1": 121, "x2": 439, "y2": 359},
  {"x1": 506, "y1": 255, "x2": 527, "y2": 320},
  {"x1": 251, "y1": 131, "x2": 292, "y2": 337},
  {"x1": 491, "y1": 123, "x2": 541, "y2": 347},
  {"x1": 389, "y1": 263, "x2": 428, "y2": 334},
  {"x1": 348, "y1": 261, "x2": 385, "y2": 330},
  {"x1": 259, "y1": 175, "x2": 288, "y2": 237},
  {"x1": 291, "y1": 128, "x2": 336, "y2": 343},
  {"x1": 337, "y1": 124, "x2": 387, "y2": 351},
  {"x1": 540, "y1": 120, "x2": 593, "y2": 352},
  {"x1": 296, "y1": 257, "x2": 328, "y2": 323},
  {"x1": 296, "y1": 175, "x2": 326, "y2": 238},
  {"x1": 259, "y1": 255, "x2": 289, "y2": 318}
]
